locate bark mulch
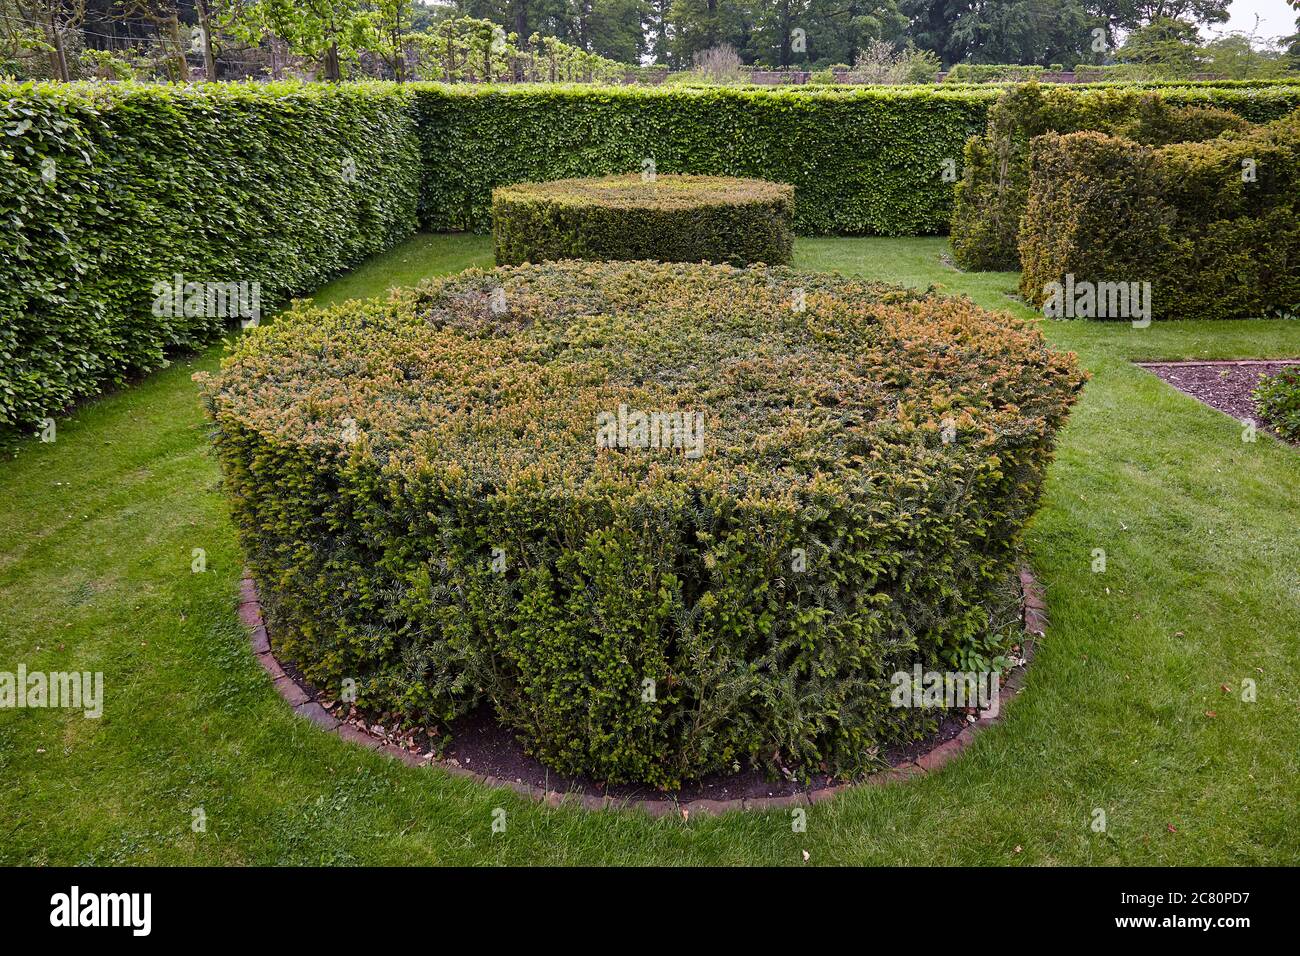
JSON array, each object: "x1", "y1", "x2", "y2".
[{"x1": 1137, "y1": 360, "x2": 1300, "y2": 440}]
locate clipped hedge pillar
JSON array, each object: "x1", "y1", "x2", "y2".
[
  {"x1": 1018, "y1": 109, "x2": 1300, "y2": 322},
  {"x1": 950, "y1": 84, "x2": 1256, "y2": 272},
  {"x1": 491, "y1": 174, "x2": 795, "y2": 266}
]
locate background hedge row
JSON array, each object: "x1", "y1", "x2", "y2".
[
  {"x1": 1, "y1": 81, "x2": 420, "y2": 432},
  {"x1": 6, "y1": 78, "x2": 1300, "y2": 431},
  {"x1": 416, "y1": 83, "x2": 998, "y2": 237},
  {"x1": 413, "y1": 81, "x2": 1300, "y2": 242},
  {"x1": 1019, "y1": 111, "x2": 1300, "y2": 322},
  {"x1": 950, "y1": 83, "x2": 1300, "y2": 271}
]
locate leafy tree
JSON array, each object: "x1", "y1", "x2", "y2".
[
  {"x1": 582, "y1": 0, "x2": 650, "y2": 62},
  {"x1": 114, "y1": 1, "x2": 192, "y2": 79},
  {"x1": 747, "y1": 0, "x2": 909, "y2": 67},
  {"x1": 1115, "y1": 15, "x2": 1206, "y2": 73},
  {"x1": 1091, "y1": 0, "x2": 1230, "y2": 32},
  {"x1": 229, "y1": 0, "x2": 370, "y2": 80},
  {"x1": 359, "y1": 0, "x2": 413, "y2": 80},
  {"x1": 1201, "y1": 32, "x2": 1291, "y2": 79},
  {"x1": 903, "y1": 0, "x2": 1097, "y2": 66},
  {"x1": 665, "y1": 0, "x2": 752, "y2": 67},
  {"x1": 1287, "y1": 1, "x2": 1300, "y2": 65},
  {"x1": 9, "y1": 0, "x2": 86, "y2": 79}
]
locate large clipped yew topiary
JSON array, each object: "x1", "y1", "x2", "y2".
[
  {"x1": 200, "y1": 260, "x2": 1085, "y2": 787},
  {"x1": 491, "y1": 174, "x2": 794, "y2": 266}
]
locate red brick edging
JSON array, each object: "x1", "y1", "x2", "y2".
[
  {"x1": 1134, "y1": 359, "x2": 1300, "y2": 368},
  {"x1": 238, "y1": 567, "x2": 1048, "y2": 816}
]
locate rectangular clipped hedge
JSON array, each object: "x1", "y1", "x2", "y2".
[
  {"x1": 950, "y1": 82, "x2": 1300, "y2": 271},
  {"x1": 5, "y1": 77, "x2": 1300, "y2": 431},
  {"x1": 1, "y1": 81, "x2": 420, "y2": 432},
  {"x1": 1019, "y1": 110, "x2": 1300, "y2": 322}
]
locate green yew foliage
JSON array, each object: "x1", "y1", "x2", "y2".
[
  {"x1": 200, "y1": 260, "x2": 1086, "y2": 787},
  {"x1": 950, "y1": 82, "x2": 1297, "y2": 272}
]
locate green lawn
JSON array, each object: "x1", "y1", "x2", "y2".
[{"x1": 2, "y1": 236, "x2": 1297, "y2": 865}]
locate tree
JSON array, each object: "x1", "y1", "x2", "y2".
[
  {"x1": 1089, "y1": 0, "x2": 1231, "y2": 37},
  {"x1": 665, "y1": 0, "x2": 752, "y2": 67},
  {"x1": 902, "y1": 0, "x2": 1097, "y2": 66},
  {"x1": 360, "y1": 0, "x2": 413, "y2": 80},
  {"x1": 10, "y1": 0, "x2": 86, "y2": 80},
  {"x1": 1201, "y1": 31, "x2": 1291, "y2": 79},
  {"x1": 194, "y1": 0, "x2": 219, "y2": 78},
  {"x1": 582, "y1": 0, "x2": 649, "y2": 63},
  {"x1": 115, "y1": 0, "x2": 191, "y2": 79},
  {"x1": 1115, "y1": 16, "x2": 1206, "y2": 73},
  {"x1": 798, "y1": 0, "x2": 911, "y2": 65},
  {"x1": 232, "y1": 0, "x2": 370, "y2": 80},
  {"x1": 1289, "y1": 3, "x2": 1300, "y2": 66}
]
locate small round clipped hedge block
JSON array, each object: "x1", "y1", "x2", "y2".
[
  {"x1": 200, "y1": 260, "x2": 1085, "y2": 788},
  {"x1": 491, "y1": 174, "x2": 795, "y2": 267}
]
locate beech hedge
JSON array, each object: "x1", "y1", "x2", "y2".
[
  {"x1": 417, "y1": 81, "x2": 1300, "y2": 246},
  {"x1": 414, "y1": 83, "x2": 998, "y2": 237},
  {"x1": 199, "y1": 259, "x2": 1086, "y2": 787},
  {"x1": 0, "y1": 81, "x2": 420, "y2": 432},
  {"x1": 7, "y1": 78, "x2": 1298, "y2": 433},
  {"x1": 1018, "y1": 110, "x2": 1300, "y2": 322},
  {"x1": 947, "y1": 83, "x2": 1298, "y2": 271},
  {"x1": 492, "y1": 174, "x2": 794, "y2": 266}
]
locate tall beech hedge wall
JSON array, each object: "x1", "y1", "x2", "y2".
[
  {"x1": 413, "y1": 82, "x2": 1300, "y2": 240},
  {"x1": 1, "y1": 81, "x2": 420, "y2": 431},
  {"x1": 412, "y1": 83, "x2": 999, "y2": 236},
  {"x1": 6, "y1": 78, "x2": 1300, "y2": 431}
]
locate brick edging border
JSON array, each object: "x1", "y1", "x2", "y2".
[
  {"x1": 238, "y1": 566, "x2": 1048, "y2": 816},
  {"x1": 1134, "y1": 359, "x2": 1300, "y2": 368}
]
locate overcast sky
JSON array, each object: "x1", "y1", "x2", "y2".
[{"x1": 1216, "y1": 0, "x2": 1298, "y2": 42}]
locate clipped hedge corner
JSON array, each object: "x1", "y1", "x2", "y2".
[
  {"x1": 950, "y1": 83, "x2": 1265, "y2": 272},
  {"x1": 1018, "y1": 109, "x2": 1300, "y2": 322},
  {"x1": 200, "y1": 260, "x2": 1086, "y2": 788},
  {"x1": 491, "y1": 174, "x2": 794, "y2": 266}
]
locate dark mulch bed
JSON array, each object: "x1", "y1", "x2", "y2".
[
  {"x1": 1138, "y1": 360, "x2": 1300, "y2": 440},
  {"x1": 286, "y1": 654, "x2": 1026, "y2": 804},
  {"x1": 420, "y1": 705, "x2": 976, "y2": 804}
]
